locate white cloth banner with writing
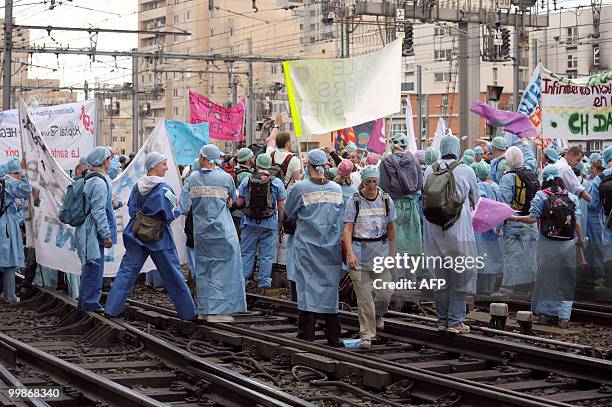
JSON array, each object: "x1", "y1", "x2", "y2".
[
  {"x1": 2, "y1": 99, "x2": 96, "y2": 170},
  {"x1": 541, "y1": 69, "x2": 612, "y2": 140},
  {"x1": 283, "y1": 38, "x2": 402, "y2": 137},
  {"x1": 21, "y1": 101, "x2": 186, "y2": 276}
]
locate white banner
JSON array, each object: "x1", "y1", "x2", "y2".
[
  {"x1": 541, "y1": 68, "x2": 612, "y2": 140},
  {"x1": 283, "y1": 38, "x2": 402, "y2": 137},
  {"x1": 405, "y1": 95, "x2": 418, "y2": 153},
  {"x1": 1, "y1": 100, "x2": 96, "y2": 170},
  {"x1": 21, "y1": 100, "x2": 186, "y2": 276}
]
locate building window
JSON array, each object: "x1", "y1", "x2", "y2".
[
  {"x1": 229, "y1": 46, "x2": 235, "y2": 53},
  {"x1": 174, "y1": 0, "x2": 179, "y2": 4},
  {"x1": 567, "y1": 54, "x2": 578, "y2": 69},
  {"x1": 566, "y1": 27, "x2": 578, "y2": 45},
  {"x1": 587, "y1": 140, "x2": 603, "y2": 152},
  {"x1": 299, "y1": 24, "x2": 303, "y2": 30},
  {"x1": 441, "y1": 94, "x2": 449, "y2": 110},
  {"x1": 186, "y1": 11, "x2": 192, "y2": 21},
  {"x1": 310, "y1": 10, "x2": 316, "y2": 16},
  {"x1": 173, "y1": 107, "x2": 179, "y2": 116},
  {"x1": 112, "y1": 136, "x2": 117, "y2": 142},
  {"x1": 493, "y1": 67, "x2": 498, "y2": 84},
  {"x1": 210, "y1": 28, "x2": 215, "y2": 37},
  {"x1": 309, "y1": 36, "x2": 315, "y2": 44},
  {"x1": 120, "y1": 136, "x2": 126, "y2": 143},
  {"x1": 173, "y1": 15, "x2": 179, "y2": 24},
  {"x1": 173, "y1": 89, "x2": 179, "y2": 98},
  {"x1": 434, "y1": 72, "x2": 451, "y2": 82},
  {"x1": 229, "y1": 27, "x2": 234, "y2": 37},
  {"x1": 310, "y1": 23, "x2": 315, "y2": 31},
  {"x1": 434, "y1": 49, "x2": 452, "y2": 61},
  {"x1": 434, "y1": 27, "x2": 447, "y2": 36},
  {"x1": 174, "y1": 34, "x2": 179, "y2": 43},
  {"x1": 401, "y1": 82, "x2": 414, "y2": 91},
  {"x1": 271, "y1": 65, "x2": 278, "y2": 75}
]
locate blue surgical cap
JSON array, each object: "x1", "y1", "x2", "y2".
[
  {"x1": 475, "y1": 161, "x2": 491, "y2": 181},
  {"x1": 307, "y1": 149, "x2": 327, "y2": 176},
  {"x1": 200, "y1": 144, "x2": 224, "y2": 163},
  {"x1": 425, "y1": 147, "x2": 439, "y2": 165},
  {"x1": 473, "y1": 146, "x2": 484, "y2": 155},
  {"x1": 5, "y1": 157, "x2": 20, "y2": 174},
  {"x1": 361, "y1": 165, "x2": 380, "y2": 180},
  {"x1": 492, "y1": 136, "x2": 507, "y2": 151},
  {"x1": 391, "y1": 133, "x2": 410, "y2": 148},
  {"x1": 307, "y1": 149, "x2": 327, "y2": 166},
  {"x1": 602, "y1": 146, "x2": 612, "y2": 165},
  {"x1": 440, "y1": 135, "x2": 461, "y2": 158},
  {"x1": 145, "y1": 152, "x2": 166, "y2": 171},
  {"x1": 544, "y1": 147, "x2": 560, "y2": 163},
  {"x1": 192, "y1": 158, "x2": 201, "y2": 171},
  {"x1": 461, "y1": 149, "x2": 475, "y2": 165},
  {"x1": 344, "y1": 143, "x2": 358, "y2": 154},
  {"x1": 542, "y1": 164, "x2": 560, "y2": 181},
  {"x1": 87, "y1": 146, "x2": 111, "y2": 166},
  {"x1": 589, "y1": 152, "x2": 601, "y2": 162},
  {"x1": 78, "y1": 156, "x2": 89, "y2": 165}
]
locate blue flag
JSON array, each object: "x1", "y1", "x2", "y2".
[{"x1": 166, "y1": 120, "x2": 210, "y2": 165}]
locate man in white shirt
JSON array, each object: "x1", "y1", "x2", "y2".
[
  {"x1": 556, "y1": 146, "x2": 592, "y2": 202},
  {"x1": 271, "y1": 131, "x2": 303, "y2": 188}
]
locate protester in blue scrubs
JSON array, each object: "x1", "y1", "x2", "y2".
[
  {"x1": 0, "y1": 157, "x2": 32, "y2": 303},
  {"x1": 179, "y1": 144, "x2": 246, "y2": 323},
  {"x1": 284, "y1": 149, "x2": 344, "y2": 346},
  {"x1": 105, "y1": 153, "x2": 197, "y2": 320},
  {"x1": 75, "y1": 146, "x2": 116, "y2": 312},
  {"x1": 236, "y1": 153, "x2": 286, "y2": 289}
]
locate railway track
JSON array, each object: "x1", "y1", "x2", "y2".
[
  {"x1": 118, "y1": 289, "x2": 612, "y2": 406},
  {"x1": 475, "y1": 296, "x2": 612, "y2": 327},
  {"x1": 0, "y1": 289, "x2": 311, "y2": 407}
]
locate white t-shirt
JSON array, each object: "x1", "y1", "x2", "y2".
[
  {"x1": 272, "y1": 150, "x2": 302, "y2": 186},
  {"x1": 555, "y1": 157, "x2": 585, "y2": 197}
]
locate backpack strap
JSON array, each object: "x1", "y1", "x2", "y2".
[
  {"x1": 352, "y1": 192, "x2": 361, "y2": 223},
  {"x1": 381, "y1": 191, "x2": 390, "y2": 218}
]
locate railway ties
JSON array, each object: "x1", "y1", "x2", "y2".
[{"x1": 0, "y1": 290, "x2": 310, "y2": 407}]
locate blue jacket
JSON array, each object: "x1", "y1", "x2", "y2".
[
  {"x1": 123, "y1": 182, "x2": 178, "y2": 251},
  {"x1": 0, "y1": 175, "x2": 32, "y2": 267}
]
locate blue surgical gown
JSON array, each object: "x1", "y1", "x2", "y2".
[
  {"x1": 0, "y1": 175, "x2": 32, "y2": 268},
  {"x1": 284, "y1": 179, "x2": 344, "y2": 313},
  {"x1": 476, "y1": 181, "x2": 503, "y2": 276},
  {"x1": 179, "y1": 168, "x2": 246, "y2": 315}
]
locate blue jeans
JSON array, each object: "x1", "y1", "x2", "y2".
[
  {"x1": 2, "y1": 267, "x2": 17, "y2": 303},
  {"x1": 78, "y1": 243, "x2": 105, "y2": 311},
  {"x1": 434, "y1": 289, "x2": 467, "y2": 328},
  {"x1": 241, "y1": 225, "x2": 278, "y2": 288}
]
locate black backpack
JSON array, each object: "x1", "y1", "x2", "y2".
[
  {"x1": 423, "y1": 161, "x2": 464, "y2": 231},
  {"x1": 540, "y1": 190, "x2": 576, "y2": 241},
  {"x1": 599, "y1": 172, "x2": 612, "y2": 216},
  {"x1": 270, "y1": 151, "x2": 293, "y2": 188},
  {"x1": 244, "y1": 171, "x2": 275, "y2": 221},
  {"x1": 235, "y1": 167, "x2": 252, "y2": 188},
  {"x1": 508, "y1": 168, "x2": 539, "y2": 216}
]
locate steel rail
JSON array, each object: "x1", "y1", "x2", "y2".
[
  {"x1": 122, "y1": 297, "x2": 573, "y2": 407},
  {"x1": 247, "y1": 295, "x2": 612, "y2": 385}
]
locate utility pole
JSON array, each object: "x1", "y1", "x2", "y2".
[
  {"x1": 246, "y1": 38, "x2": 254, "y2": 146},
  {"x1": 84, "y1": 80, "x2": 89, "y2": 100},
  {"x1": 416, "y1": 64, "x2": 422, "y2": 147},
  {"x1": 513, "y1": 16, "x2": 521, "y2": 111},
  {"x1": 458, "y1": 22, "x2": 480, "y2": 149},
  {"x1": 132, "y1": 52, "x2": 139, "y2": 153},
  {"x1": 3, "y1": 0, "x2": 13, "y2": 110},
  {"x1": 424, "y1": 93, "x2": 430, "y2": 148}
]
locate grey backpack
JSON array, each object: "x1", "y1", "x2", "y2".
[{"x1": 423, "y1": 161, "x2": 464, "y2": 231}]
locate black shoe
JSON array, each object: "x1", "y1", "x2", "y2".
[{"x1": 103, "y1": 313, "x2": 121, "y2": 319}]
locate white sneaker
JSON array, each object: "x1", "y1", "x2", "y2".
[
  {"x1": 446, "y1": 323, "x2": 470, "y2": 334},
  {"x1": 206, "y1": 315, "x2": 235, "y2": 323},
  {"x1": 375, "y1": 316, "x2": 384, "y2": 330},
  {"x1": 359, "y1": 339, "x2": 371, "y2": 349}
]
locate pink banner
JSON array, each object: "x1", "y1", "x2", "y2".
[
  {"x1": 472, "y1": 198, "x2": 516, "y2": 233},
  {"x1": 189, "y1": 89, "x2": 245, "y2": 141},
  {"x1": 366, "y1": 118, "x2": 386, "y2": 154}
]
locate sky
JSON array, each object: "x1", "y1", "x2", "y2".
[{"x1": 10, "y1": 0, "x2": 138, "y2": 98}]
